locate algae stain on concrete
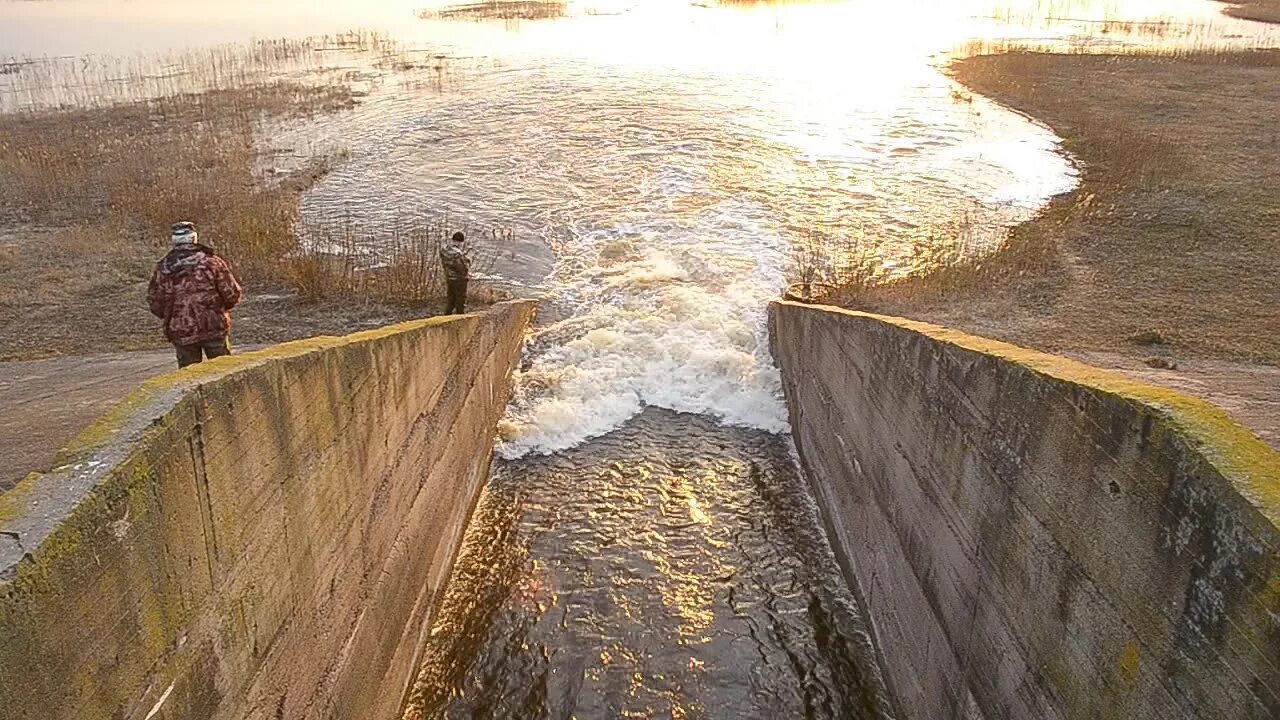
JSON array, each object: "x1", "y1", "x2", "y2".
[
  {"x1": 801, "y1": 303, "x2": 1280, "y2": 528},
  {"x1": 1117, "y1": 640, "x2": 1141, "y2": 688}
]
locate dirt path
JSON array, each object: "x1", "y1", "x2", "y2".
[
  {"x1": 0, "y1": 351, "x2": 174, "y2": 492},
  {"x1": 1065, "y1": 351, "x2": 1280, "y2": 452}
]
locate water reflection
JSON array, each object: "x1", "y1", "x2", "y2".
[
  {"x1": 5, "y1": 1, "x2": 1269, "y2": 451},
  {"x1": 406, "y1": 410, "x2": 894, "y2": 719},
  {"x1": 3, "y1": 2, "x2": 1278, "y2": 717}
]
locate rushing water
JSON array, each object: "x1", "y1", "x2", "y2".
[
  {"x1": 3, "y1": 1, "x2": 1279, "y2": 717},
  {"x1": 407, "y1": 410, "x2": 893, "y2": 719}
]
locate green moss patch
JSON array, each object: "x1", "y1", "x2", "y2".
[{"x1": 779, "y1": 301, "x2": 1280, "y2": 528}]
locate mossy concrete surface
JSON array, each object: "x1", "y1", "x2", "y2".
[
  {"x1": 0, "y1": 300, "x2": 536, "y2": 720},
  {"x1": 769, "y1": 300, "x2": 1280, "y2": 720}
]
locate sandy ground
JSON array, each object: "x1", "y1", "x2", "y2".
[{"x1": 1218, "y1": 0, "x2": 1280, "y2": 24}]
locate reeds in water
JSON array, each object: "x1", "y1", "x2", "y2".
[
  {"x1": 0, "y1": 30, "x2": 404, "y2": 114},
  {"x1": 290, "y1": 213, "x2": 510, "y2": 304},
  {"x1": 421, "y1": 1, "x2": 567, "y2": 22},
  {"x1": 0, "y1": 30, "x2": 489, "y2": 308}
]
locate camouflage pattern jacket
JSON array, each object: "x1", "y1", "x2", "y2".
[
  {"x1": 439, "y1": 243, "x2": 471, "y2": 281},
  {"x1": 147, "y1": 245, "x2": 243, "y2": 346}
]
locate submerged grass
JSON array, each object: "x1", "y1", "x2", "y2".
[
  {"x1": 0, "y1": 31, "x2": 402, "y2": 113},
  {"x1": 421, "y1": 1, "x2": 567, "y2": 22}
]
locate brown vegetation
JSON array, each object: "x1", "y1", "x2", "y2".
[
  {"x1": 0, "y1": 81, "x2": 348, "y2": 359},
  {"x1": 291, "y1": 214, "x2": 508, "y2": 305},
  {"x1": 1217, "y1": 0, "x2": 1280, "y2": 24},
  {"x1": 421, "y1": 1, "x2": 566, "y2": 22},
  {"x1": 849, "y1": 50, "x2": 1280, "y2": 367},
  {"x1": 0, "y1": 35, "x2": 505, "y2": 360},
  {"x1": 0, "y1": 31, "x2": 403, "y2": 113},
  {"x1": 0, "y1": 83, "x2": 352, "y2": 259}
]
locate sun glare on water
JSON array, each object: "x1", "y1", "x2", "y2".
[{"x1": 1, "y1": 0, "x2": 1275, "y2": 456}]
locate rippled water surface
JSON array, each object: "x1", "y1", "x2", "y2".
[
  {"x1": 4, "y1": 2, "x2": 1279, "y2": 717},
  {"x1": 407, "y1": 410, "x2": 893, "y2": 719}
]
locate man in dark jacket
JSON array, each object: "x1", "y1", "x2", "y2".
[
  {"x1": 439, "y1": 231, "x2": 471, "y2": 315},
  {"x1": 147, "y1": 222, "x2": 243, "y2": 368}
]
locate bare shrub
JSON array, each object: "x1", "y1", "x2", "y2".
[
  {"x1": 291, "y1": 213, "x2": 508, "y2": 305},
  {"x1": 786, "y1": 229, "x2": 834, "y2": 302},
  {"x1": 786, "y1": 227, "x2": 880, "y2": 305}
]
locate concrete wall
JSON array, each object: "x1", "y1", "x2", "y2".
[
  {"x1": 0, "y1": 300, "x2": 535, "y2": 720},
  {"x1": 769, "y1": 301, "x2": 1280, "y2": 720}
]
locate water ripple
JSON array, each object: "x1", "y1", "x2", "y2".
[{"x1": 407, "y1": 409, "x2": 895, "y2": 720}]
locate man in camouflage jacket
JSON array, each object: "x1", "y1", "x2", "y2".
[
  {"x1": 439, "y1": 231, "x2": 471, "y2": 315},
  {"x1": 147, "y1": 222, "x2": 243, "y2": 368}
]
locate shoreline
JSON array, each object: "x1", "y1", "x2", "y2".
[
  {"x1": 0, "y1": 35, "x2": 509, "y2": 362},
  {"x1": 854, "y1": 48, "x2": 1280, "y2": 448},
  {"x1": 1216, "y1": 0, "x2": 1280, "y2": 24}
]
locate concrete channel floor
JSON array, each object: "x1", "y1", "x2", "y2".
[{"x1": 1, "y1": 347, "x2": 1277, "y2": 494}]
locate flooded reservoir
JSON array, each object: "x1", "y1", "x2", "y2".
[{"x1": 2, "y1": 1, "x2": 1280, "y2": 719}]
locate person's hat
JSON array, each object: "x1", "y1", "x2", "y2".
[
  {"x1": 171, "y1": 222, "x2": 198, "y2": 246},
  {"x1": 451, "y1": 231, "x2": 465, "y2": 243}
]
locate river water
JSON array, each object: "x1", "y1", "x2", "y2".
[
  {"x1": 3, "y1": 1, "x2": 1278, "y2": 717},
  {"x1": 406, "y1": 409, "x2": 894, "y2": 718}
]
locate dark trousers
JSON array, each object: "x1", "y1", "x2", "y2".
[
  {"x1": 175, "y1": 336, "x2": 232, "y2": 368},
  {"x1": 445, "y1": 278, "x2": 468, "y2": 315}
]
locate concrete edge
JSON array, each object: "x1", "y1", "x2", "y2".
[
  {"x1": 0, "y1": 301, "x2": 537, "y2": 582},
  {"x1": 770, "y1": 300, "x2": 1280, "y2": 528}
]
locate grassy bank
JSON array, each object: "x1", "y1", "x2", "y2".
[
  {"x1": 0, "y1": 36, "x2": 503, "y2": 360},
  {"x1": 856, "y1": 50, "x2": 1280, "y2": 367}
]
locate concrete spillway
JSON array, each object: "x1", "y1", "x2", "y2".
[
  {"x1": 770, "y1": 301, "x2": 1280, "y2": 720},
  {"x1": 0, "y1": 301, "x2": 536, "y2": 720},
  {"x1": 2, "y1": 300, "x2": 1278, "y2": 719}
]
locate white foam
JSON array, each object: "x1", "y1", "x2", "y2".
[{"x1": 497, "y1": 201, "x2": 791, "y2": 459}]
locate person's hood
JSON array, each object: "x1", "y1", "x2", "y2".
[{"x1": 161, "y1": 244, "x2": 217, "y2": 276}]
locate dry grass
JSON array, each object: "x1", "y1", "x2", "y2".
[
  {"x1": 952, "y1": 35, "x2": 1280, "y2": 61},
  {"x1": 0, "y1": 34, "x2": 503, "y2": 359},
  {"x1": 421, "y1": 1, "x2": 567, "y2": 21},
  {"x1": 0, "y1": 82, "x2": 353, "y2": 278},
  {"x1": 787, "y1": 216, "x2": 984, "y2": 307},
  {"x1": 290, "y1": 214, "x2": 510, "y2": 305},
  {"x1": 0, "y1": 31, "x2": 402, "y2": 113},
  {"x1": 1217, "y1": 0, "x2": 1280, "y2": 24},
  {"x1": 854, "y1": 50, "x2": 1280, "y2": 365},
  {"x1": 0, "y1": 81, "x2": 339, "y2": 359}
]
